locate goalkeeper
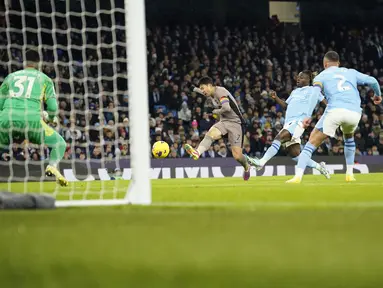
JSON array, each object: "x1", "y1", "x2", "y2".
[{"x1": 0, "y1": 49, "x2": 68, "y2": 187}]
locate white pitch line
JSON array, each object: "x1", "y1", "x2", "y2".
[
  {"x1": 152, "y1": 201, "x2": 383, "y2": 208},
  {"x1": 55, "y1": 200, "x2": 383, "y2": 209},
  {"x1": 152, "y1": 182, "x2": 383, "y2": 188}
]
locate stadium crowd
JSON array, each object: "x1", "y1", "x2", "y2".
[{"x1": 1, "y1": 12, "x2": 383, "y2": 160}]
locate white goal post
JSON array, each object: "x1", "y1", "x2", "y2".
[
  {"x1": 124, "y1": 0, "x2": 151, "y2": 205},
  {"x1": 0, "y1": 0, "x2": 151, "y2": 206}
]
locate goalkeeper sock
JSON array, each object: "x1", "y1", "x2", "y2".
[
  {"x1": 197, "y1": 135, "x2": 214, "y2": 155},
  {"x1": 45, "y1": 132, "x2": 66, "y2": 168}
]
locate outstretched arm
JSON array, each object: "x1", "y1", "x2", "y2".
[
  {"x1": 191, "y1": 86, "x2": 204, "y2": 95},
  {"x1": 270, "y1": 91, "x2": 288, "y2": 110},
  {"x1": 355, "y1": 70, "x2": 382, "y2": 104}
]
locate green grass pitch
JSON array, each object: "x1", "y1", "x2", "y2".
[{"x1": 1, "y1": 174, "x2": 383, "y2": 288}]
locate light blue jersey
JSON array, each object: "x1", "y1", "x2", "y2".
[
  {"x1": 313, "y1": 67, "x2": 381, "y2": 113},
  {"x1": 285, "y1": 86, "x2": 324, "y2": 124}
]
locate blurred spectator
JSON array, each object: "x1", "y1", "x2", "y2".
[
  {"x1": 1, "y1": 13, "x2": 383, "y2": 161},
  {"x1": 199, "y1": 112, "x2": 214, "y2": 133},
  {"x1": 178, "y1": 102, "x2": 192, "y2": 123},
  {"x1": 217, "y1": 144, "x2": 229, "y2": 158}
]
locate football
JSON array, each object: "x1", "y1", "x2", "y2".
[{"x1": 152, "y1": 141, "x2": 170, "y2": 159}]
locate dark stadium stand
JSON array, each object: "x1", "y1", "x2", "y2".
[{"x1": 0, "y1": 17, "x2": 383, "y2": 160}]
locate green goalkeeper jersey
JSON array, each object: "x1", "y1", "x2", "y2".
[{"x1": 0, "y1": 67, "x2": 57, "y2": 121}]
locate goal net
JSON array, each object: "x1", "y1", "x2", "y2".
[{"x1": 0, "y1": 0, "x2": 151, "y2": 206}]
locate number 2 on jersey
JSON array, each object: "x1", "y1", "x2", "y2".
[
  {"x1": 10, "y1": 76, "x2": 36, "y2": 98},
  {"x1": 334, "y1": 74, "x2": 351, "y2": 92}
]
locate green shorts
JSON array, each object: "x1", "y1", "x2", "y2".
[{"x1": 0, "y1": 119, "x2": 47, "y2": 146}]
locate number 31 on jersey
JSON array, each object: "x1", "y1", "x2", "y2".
[{"x1": 10, "y1": 76, "x2": 36, "y2": 98}]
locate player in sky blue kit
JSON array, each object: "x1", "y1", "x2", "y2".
[
  {"x1": 246, "y1": 70, "x2": 330, "y2": 178},
  {"x1": 287, "y1": 51, "x2": 382, "y2": 183}
]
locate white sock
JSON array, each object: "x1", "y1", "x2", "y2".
[
  {"x1": 197, "y1": 135, "x2": 213, "y2": 155},
  {"x1": 293, "y1": 157, "x2": 322, "y2": 171},
  {"x1": 259, "y1": 158, "x2": 267, "y2": 167},
  {"x1": 259, "y1": 140, "x2": 281, "y2": 167},
  {"x1": 295, "y1": 168, "x2": 304, "y2": 178},
  {"x1": 346, "y1": 165, "x2": 354, "y2": 175}
]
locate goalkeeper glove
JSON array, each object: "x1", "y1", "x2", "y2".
[
  {"x1": 42, "y1": 111, "x2": 59, "y2": 127},
  {"x1": 42, "y1": 111, "x2": 49, "y2": 122},
  {"x1": 50, "y1": 116, "x2": 59, "y2": 127}
]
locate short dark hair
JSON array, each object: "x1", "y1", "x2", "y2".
[
  {"x1": 301, "y1": 70, "x2": 314, "y2": 85},
  {"x1": 324, "y1": 51, "x2": 339, "y2": 62},
  {"x1": 198, "y1": 76, "x2": 213, "y2": 86},
  {"x1": 25, "y1": 49, "x2": 40, "y2": 63}
]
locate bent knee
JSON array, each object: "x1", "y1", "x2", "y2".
[
  {"x1": 59, "y1": 136, "x2": 66, "y2": 146},
  {"x1": 207, "y1": 127, "x2": 222, "y2": 140},
  {"x1": 343, "y1": 133, "x2": 354, "y2": 140},
  {"x1": 287, "y1": 144, "x2": 300, "y2": 158},
  {"x1": 52, "y1": 132, "x2": 67, "y2": 148}
]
